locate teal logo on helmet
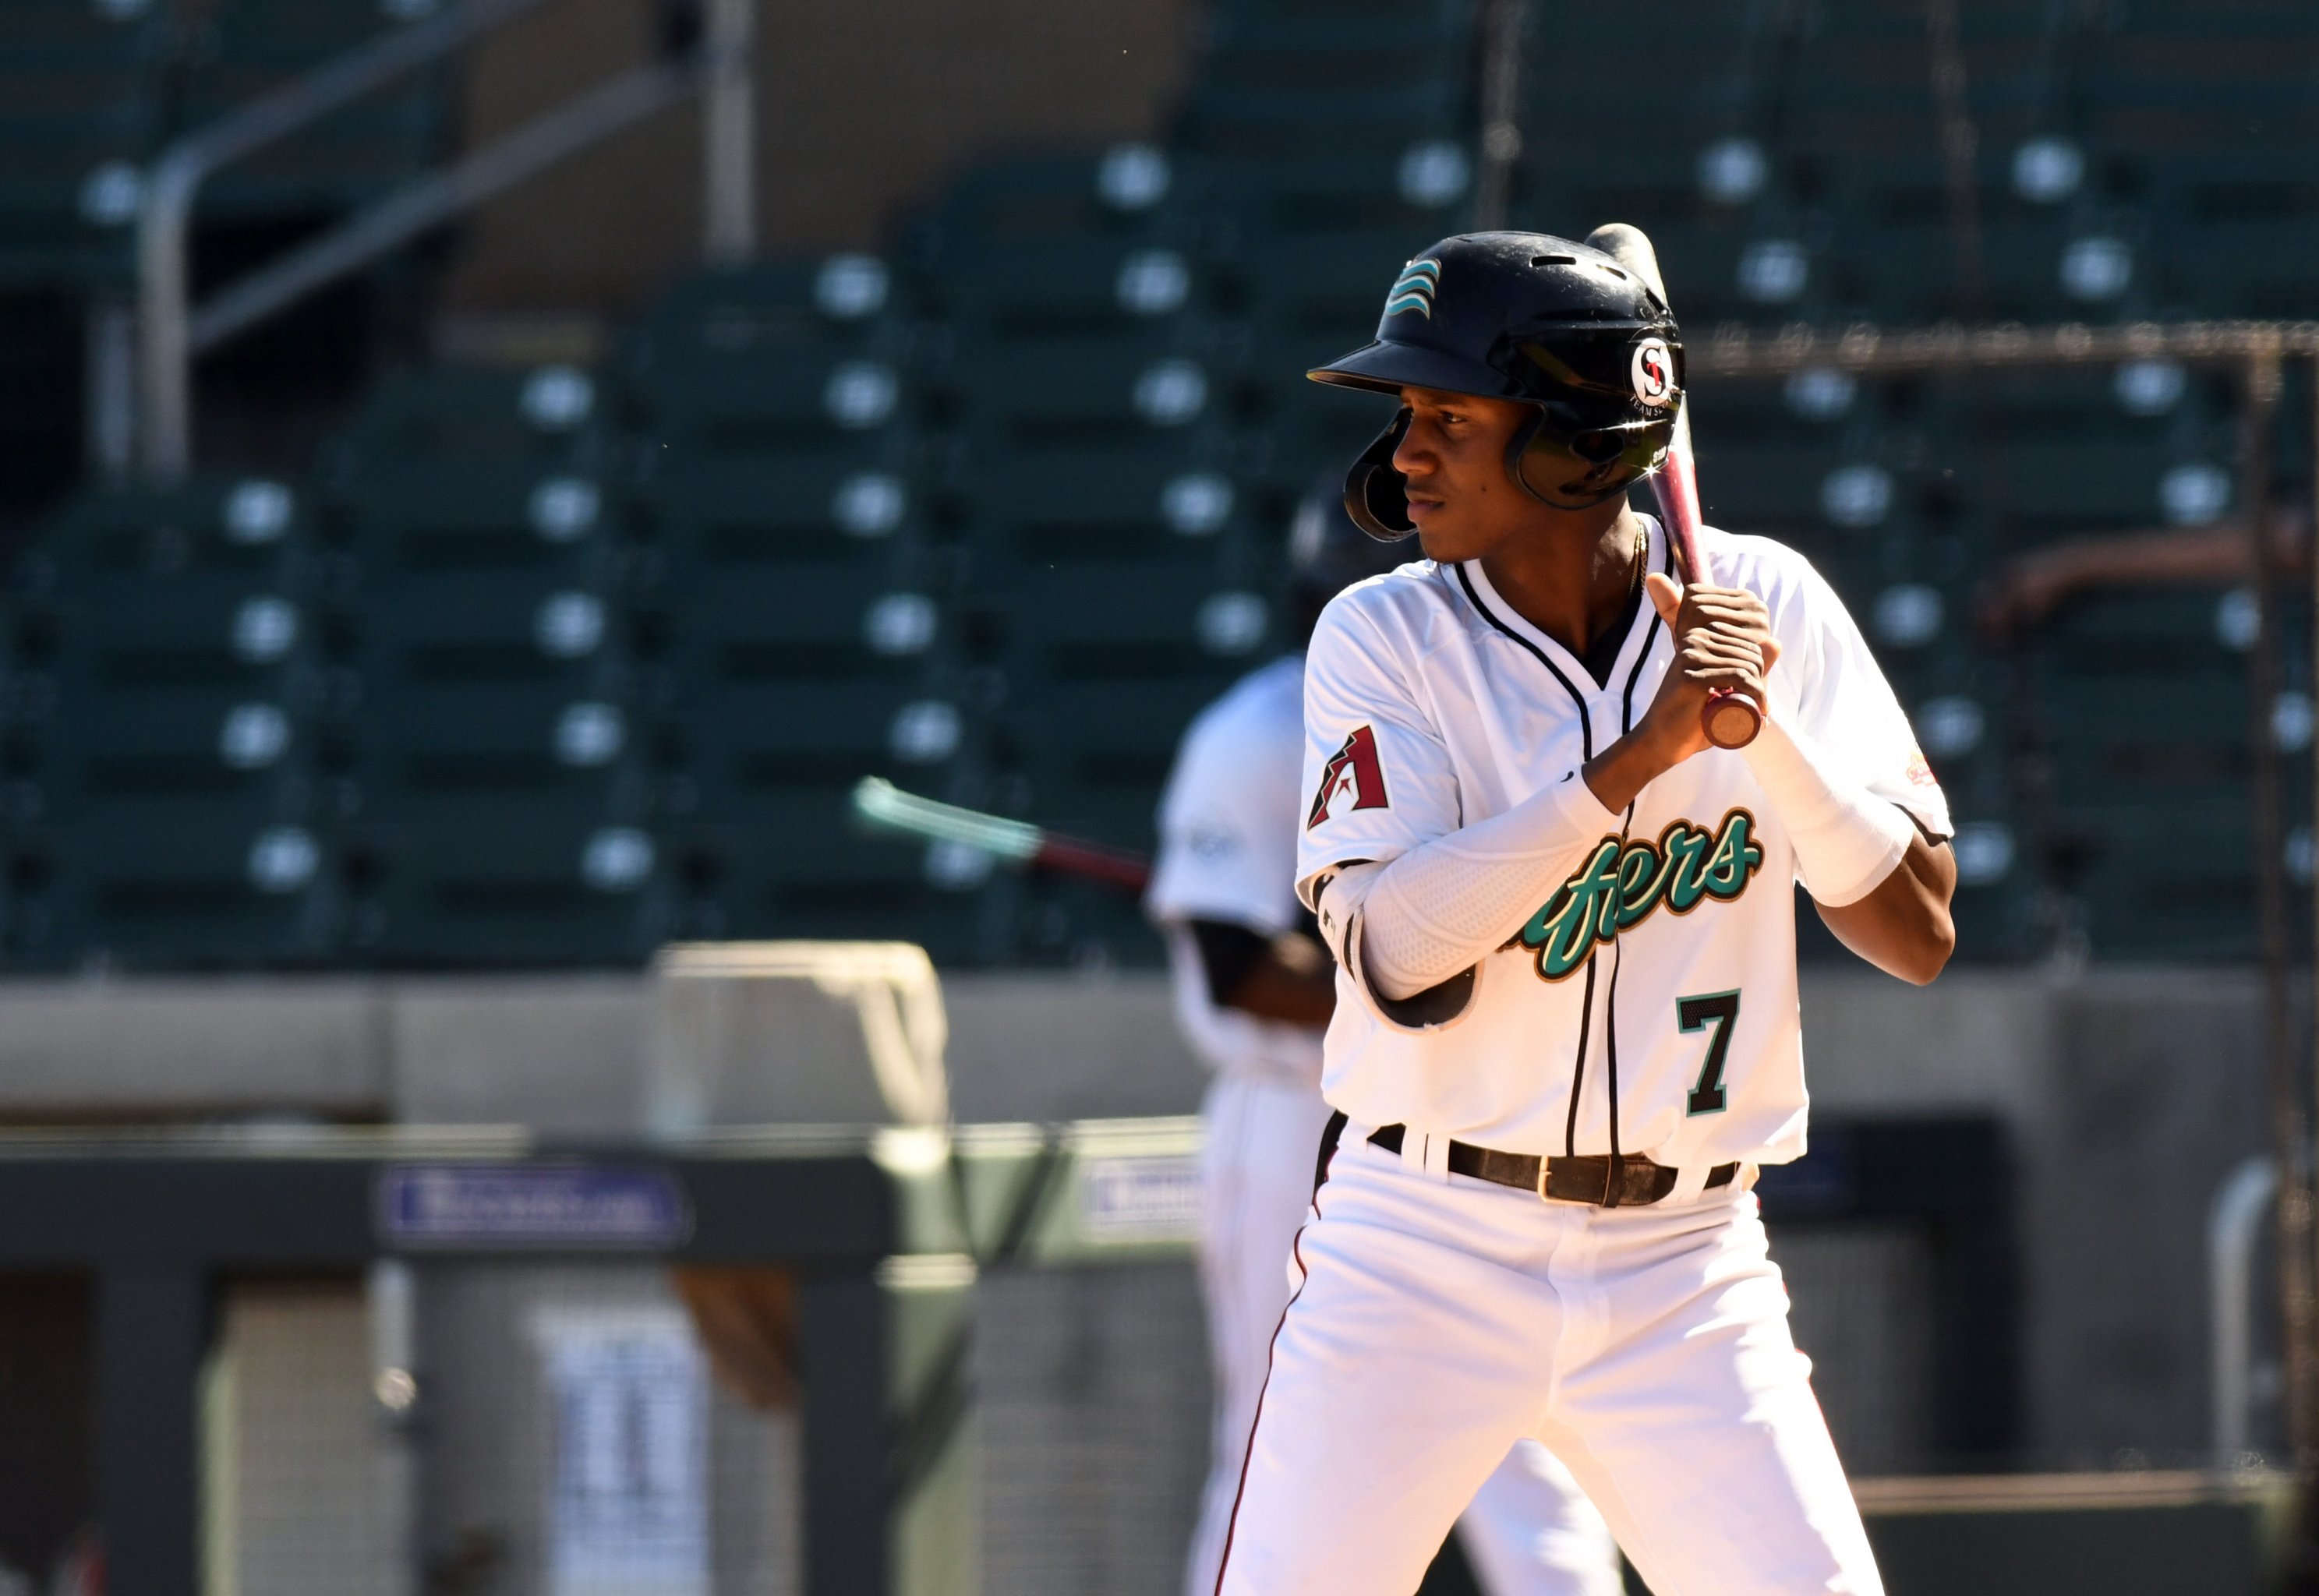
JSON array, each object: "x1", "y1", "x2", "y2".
[{"x1": 1384, "y1": 258, "x2": 1441, "y2": 320}]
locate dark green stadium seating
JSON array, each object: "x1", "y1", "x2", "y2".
[
  {"x1": 1179, "y1": 10, "x2": 1472, "y2": 163},
  {"x1": 1206, "y1": 155, "x2": 1473, "y2": 237},
  {"x1": 625, "y1": 260, "x2": 915, "y2": 468},
  {"x1": 907, "y1": 150, "x2": 1188, "y2": 256},
  {"x1": 5, "y1": 0, "x2": 2316, "y2": 971},
  {"x1": 348, "y1": 688, "x2": 668, "y2": 966},
  {"x1": 0, "y1": 0, "x2": 164, "y2": 284},
  {"x1": 931, "y1": 235, "x2": 1209, "y2": 344},
  {"x1": 327, "y1": 362, "x2": 665, "y2": 966},
  {"x1": 2027, "y1": 590, "x2": 2271, "y2": 959},
  {"x1": 649, "y1": 598, "x2": 985, "y2": 953},
  {"x1": 21, "y1": 478, "x2": 346, "y2": 966},
  {"x1": 627, "y1": 257, "x2": 989, "y2": 958}
]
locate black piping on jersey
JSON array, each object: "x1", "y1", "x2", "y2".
[
  {"x1": 1451, "y1": 560, "x2": 1603, "y2": 1156},
  {"x1": 1450, "y1": 526, "x2": 1672, "y2": 1170},
  {"x1": 1595, "y1": 529, "x2": 1674, "y2": 1196},
  {"x1": 1454, "y1": 563, "x2": 1596, "y2": 759}
]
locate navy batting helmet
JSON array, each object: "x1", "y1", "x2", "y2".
[{"x1": 1307, "y1": 231, "x2": 1684, "y2": 537}]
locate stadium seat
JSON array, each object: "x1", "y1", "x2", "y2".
[
  {"x1": 645, "y1": 537, "x2": 981, "y2": 955},
  {"x1": 2026, "y1": 588, "x2": 2264, "y2": 958},
  {"x1": 904, "y1": 149, "x2": 1191, "y2": 263},
  {"x1": 0, "y1": 0, "x2": 165, "y2": 283},
  {"x1": 327, "y1": 362, "x2": 663, "y2": 966},
  {"x1": 620, "y1": 252, "x2": 1004, "y2": 955},
  {"x1": 627, "y1": 256, "x2": 914, "y2": 450},
  {"x1": 20, "y1": 478, "x2": 347, "y2": 966},
  {"x1": 348, "y1": 685, "x2": 666, "y2": 966},
  {"x1": 1179, "y1": 12, "x2": 1473, "y2": 164}
]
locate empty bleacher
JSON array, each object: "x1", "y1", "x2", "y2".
[
  {"x1": 321, "y1": 361, "x2": 673, "y2": 966},
  {"x1": 624, "y1": 256, "x2": 984, "y2": 959},
  {"x1": 3, "y1": 0, "x2": 2314, "y2": 968},
  {"x1": 0, "y1": 0, "x2": 166, "y2": 288},
  {"x1": 15, "y1": 476, "x2": 345, "y2": 966}
]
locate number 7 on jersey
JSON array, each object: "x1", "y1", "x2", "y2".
[{"x1": 1677, "y1": 990, "x2": 1741, "y2": 1116}]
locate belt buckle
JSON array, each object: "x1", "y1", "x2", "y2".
[
  {"x1": 1536, "y1": 1155, "x2": 1587, "y2": 1206},
  {"x1": 1536, "y1": 1154, "x2": 1621, "y2": 1207}
]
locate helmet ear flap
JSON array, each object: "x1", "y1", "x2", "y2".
[{"x1": 1344, "y1": 408, "x2": 1417, "y2": 542}]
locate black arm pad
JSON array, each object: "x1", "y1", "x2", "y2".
[{"x1": 1186, "y1": 918, "x2": 1274, "y2": 1009}]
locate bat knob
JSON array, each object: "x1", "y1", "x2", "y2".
[{"x1": 1702, "y1": 689, "x2": 1762, "y2": 750}]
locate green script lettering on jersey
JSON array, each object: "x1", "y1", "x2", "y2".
[{"x1": 1517, "y1": 809, "x2": 1765, "y2": 982}]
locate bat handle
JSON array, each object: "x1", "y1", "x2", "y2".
[{"x1": 1656, "y1": 448, "x2": 1762, "y2": 750}]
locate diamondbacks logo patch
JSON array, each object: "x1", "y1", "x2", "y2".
[
  {"x1": 1307, "y1": 725, "x2": 1391, "y2": 828},
  {"x1": 1630, "y1": 337, "x2": 1675, "y2": 408},
  {"x1": 1384, "y1": 259, "x2": 1441, "y2": 320}
]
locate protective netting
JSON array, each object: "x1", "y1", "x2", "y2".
[{"x1": 111, "y1": 1230, "x2": 1939, "y2": 1596}]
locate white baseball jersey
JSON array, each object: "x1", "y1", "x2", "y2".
[
  {"x1": 1296, "y1": 517, "x2": 1949, "y2": 1165},
  {"x1": 1147, "y1": 655, "x2": 1328, "y2": 1086},
  {"x1": 1152, "y1": 656, "x2": 1623, "y2": 1596}
]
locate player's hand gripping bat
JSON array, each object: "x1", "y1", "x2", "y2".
[
  {"x1": 1584, "y1": 223, "x2": 1763, "y2": 751},
  {"x1": 851, "y1": 777, "x2": 1152, "y2": 892}
]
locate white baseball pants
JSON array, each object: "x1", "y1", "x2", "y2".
[
  {"x1": 1186, "y1": 1073, "x2": 1621, "y2": 1596},
  {"x1": 1216, "y1": 1130, "x2": 1882, "y2": 1596}
]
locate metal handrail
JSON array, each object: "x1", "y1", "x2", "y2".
[
  {"x1": 136, "y1": 0, "x2": 558, "y2": 477},
  {"x1": 189, "y1": 52, "x2": 709, "y2": 355},
  {"x1": 1688, "y1": 317, "x2": 2319, "y2": 378},
  {"x1": 2211, "y1": 1156, "x2": 2278, "y2": 1464},
  {"x1": 135, "y1": 0, "x2": 753, "y2": 479}
]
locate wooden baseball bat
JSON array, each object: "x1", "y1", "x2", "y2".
[
  {"x1": 1584, "y1": 223, "x2": 1763, "y2": 751},
  {"x1": 851, "y1": 777, "x2": 1153, "y2": 892}
]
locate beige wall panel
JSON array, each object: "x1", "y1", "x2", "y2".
[
  {"x1": 446, "y1": 0, "x2": 1197, "y2": 312},
  {"x1": 446, "y1": 0, "x2": 705, "y2": 313}
]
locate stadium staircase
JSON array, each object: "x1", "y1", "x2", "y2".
[{"x1": 3, "y1": 0, "x2": 2317, "y2": 969}]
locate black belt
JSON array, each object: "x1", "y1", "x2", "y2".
[{"x1": 1367, "y1": 1124, "x2": 1737, "y2": 1208}]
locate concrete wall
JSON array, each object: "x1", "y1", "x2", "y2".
[
  {"x1": 0, "y1": 969, "x2": 1206, "y2": 1132},
  {"x1": 441, "y1": 0, "x2": 1203, "y2": 318},
  {"x1": 0, "y1": 966, "x2": 2289, "y2": 1470},
  {"x1": 1805, "y1": 968, "x2": 2289, "y2": 1467}
]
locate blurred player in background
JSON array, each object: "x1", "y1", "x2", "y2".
[{"x1": 1148, "y1": 482, "x2": 1624, "y2": 1596}]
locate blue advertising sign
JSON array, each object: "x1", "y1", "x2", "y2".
[{"x1": 377, "y1": 1163, "x2": 692, "y2": 1250}]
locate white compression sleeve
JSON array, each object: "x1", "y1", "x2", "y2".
[
  {"x1": 1317, "y1": 772, "x2": 1619, "y2": 1002},
  {"x1": 1738, "y1": 714, "x2": 1914, "y2": 906}
]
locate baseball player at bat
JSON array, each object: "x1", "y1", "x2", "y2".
[
  {"x1": 1212, "y1": 231, "x2": 1958, "y2": 1596},
  {"x1": 1149, "y1": 481, "x2": 1623, "y2": 1596}
]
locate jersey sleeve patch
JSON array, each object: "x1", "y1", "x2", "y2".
[{"x1": 1306, "y1": 724, "x2": 1391, "y2": 828}]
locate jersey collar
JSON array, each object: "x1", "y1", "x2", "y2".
[{"x1": 1453, "y1": 514, "x2": 1671, "y2": 701}]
